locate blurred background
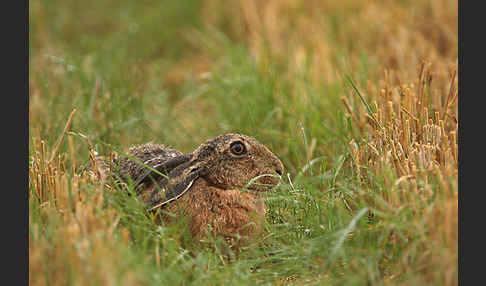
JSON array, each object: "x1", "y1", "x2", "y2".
[{"x1": 29, "y1": 0, "x2": 457, "y2": 160}]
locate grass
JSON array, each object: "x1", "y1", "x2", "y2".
[{"x1": 29, "y1": 0, "x2": 458, "y2": 285}]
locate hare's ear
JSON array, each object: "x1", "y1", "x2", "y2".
[
  {"x1": 148, "y1": 163, "x2": 208, "y2": 209},
  {"x1": 133, "y1": 153, "x2": 192, "y2": 187}
]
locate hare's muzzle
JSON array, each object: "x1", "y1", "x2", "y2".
[
  {"x1": 273, "y1": 159, "x2": 284, "y2": 176},
  {"x1": 252, "y1": 158, "x2": 284, "y2": 192}
]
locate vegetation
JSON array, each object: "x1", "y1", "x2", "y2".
[{"x1": 29, "y1": 0, "x2": 458, "y2": 285}]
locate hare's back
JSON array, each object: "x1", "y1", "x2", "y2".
[{"x1": 114, "y1": 143, "x2": 183, "y2": 182}]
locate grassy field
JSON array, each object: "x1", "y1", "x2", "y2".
[{"x1": 29, "y1": 0, "x2": 458, "y2": 285}]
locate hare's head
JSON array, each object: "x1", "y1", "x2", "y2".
[
  {"x1": 136, "y1": 133, "x2": 284, "y2": 208},
  {"x1": 192, "y1": 133, "x2": 284, "y2": 192}
]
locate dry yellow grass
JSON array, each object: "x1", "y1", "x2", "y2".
[
  {"x1": 29, "y1": 137, "x2": 143, "y2": 286},
  {"x1": 344, "y1": 62, "x2": 458, "y2": 285},
  {"x1": 201, "y1": 0, "x2": 457, "y2": 86},
  {"x1": 348, "y1": 62, "x2": 457, "y2": 186}
]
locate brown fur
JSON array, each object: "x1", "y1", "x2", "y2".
[
  {"x1": 112, "y1": 143, "x2": 183, "y2": 182},
  {"x1": 99, "y1": 133, "x2": 284, "y2": 247},
  {"x1": 156, "y1": 179, "x2": 266, "y2": 246}
]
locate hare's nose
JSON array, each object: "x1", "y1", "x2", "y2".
[{"x1": 273, "y1": 159, "x2": 284, "y2": 176}]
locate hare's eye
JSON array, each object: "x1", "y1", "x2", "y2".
[{"x1": 230, "y1": 141, "x2": 247, "y2": 156}]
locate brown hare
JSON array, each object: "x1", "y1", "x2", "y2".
[{"x1": 97, "y1": 133, "x2": 284, "y2": 247}]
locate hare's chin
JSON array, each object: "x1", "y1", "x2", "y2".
[
  {"x1": 246, "y1": 180, "x2": 280, "y2": 192},
  {"x1": 245, "y1": 187, "x2": 271, "y2": 194}
]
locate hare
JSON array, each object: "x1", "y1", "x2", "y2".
[{"x1": 99, "y1": 133, "x2": 284, "y2": 246}]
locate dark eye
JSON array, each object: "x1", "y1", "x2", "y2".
[{"x1": 230, "y1": 141, "x2": 247, "y2": 156}]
